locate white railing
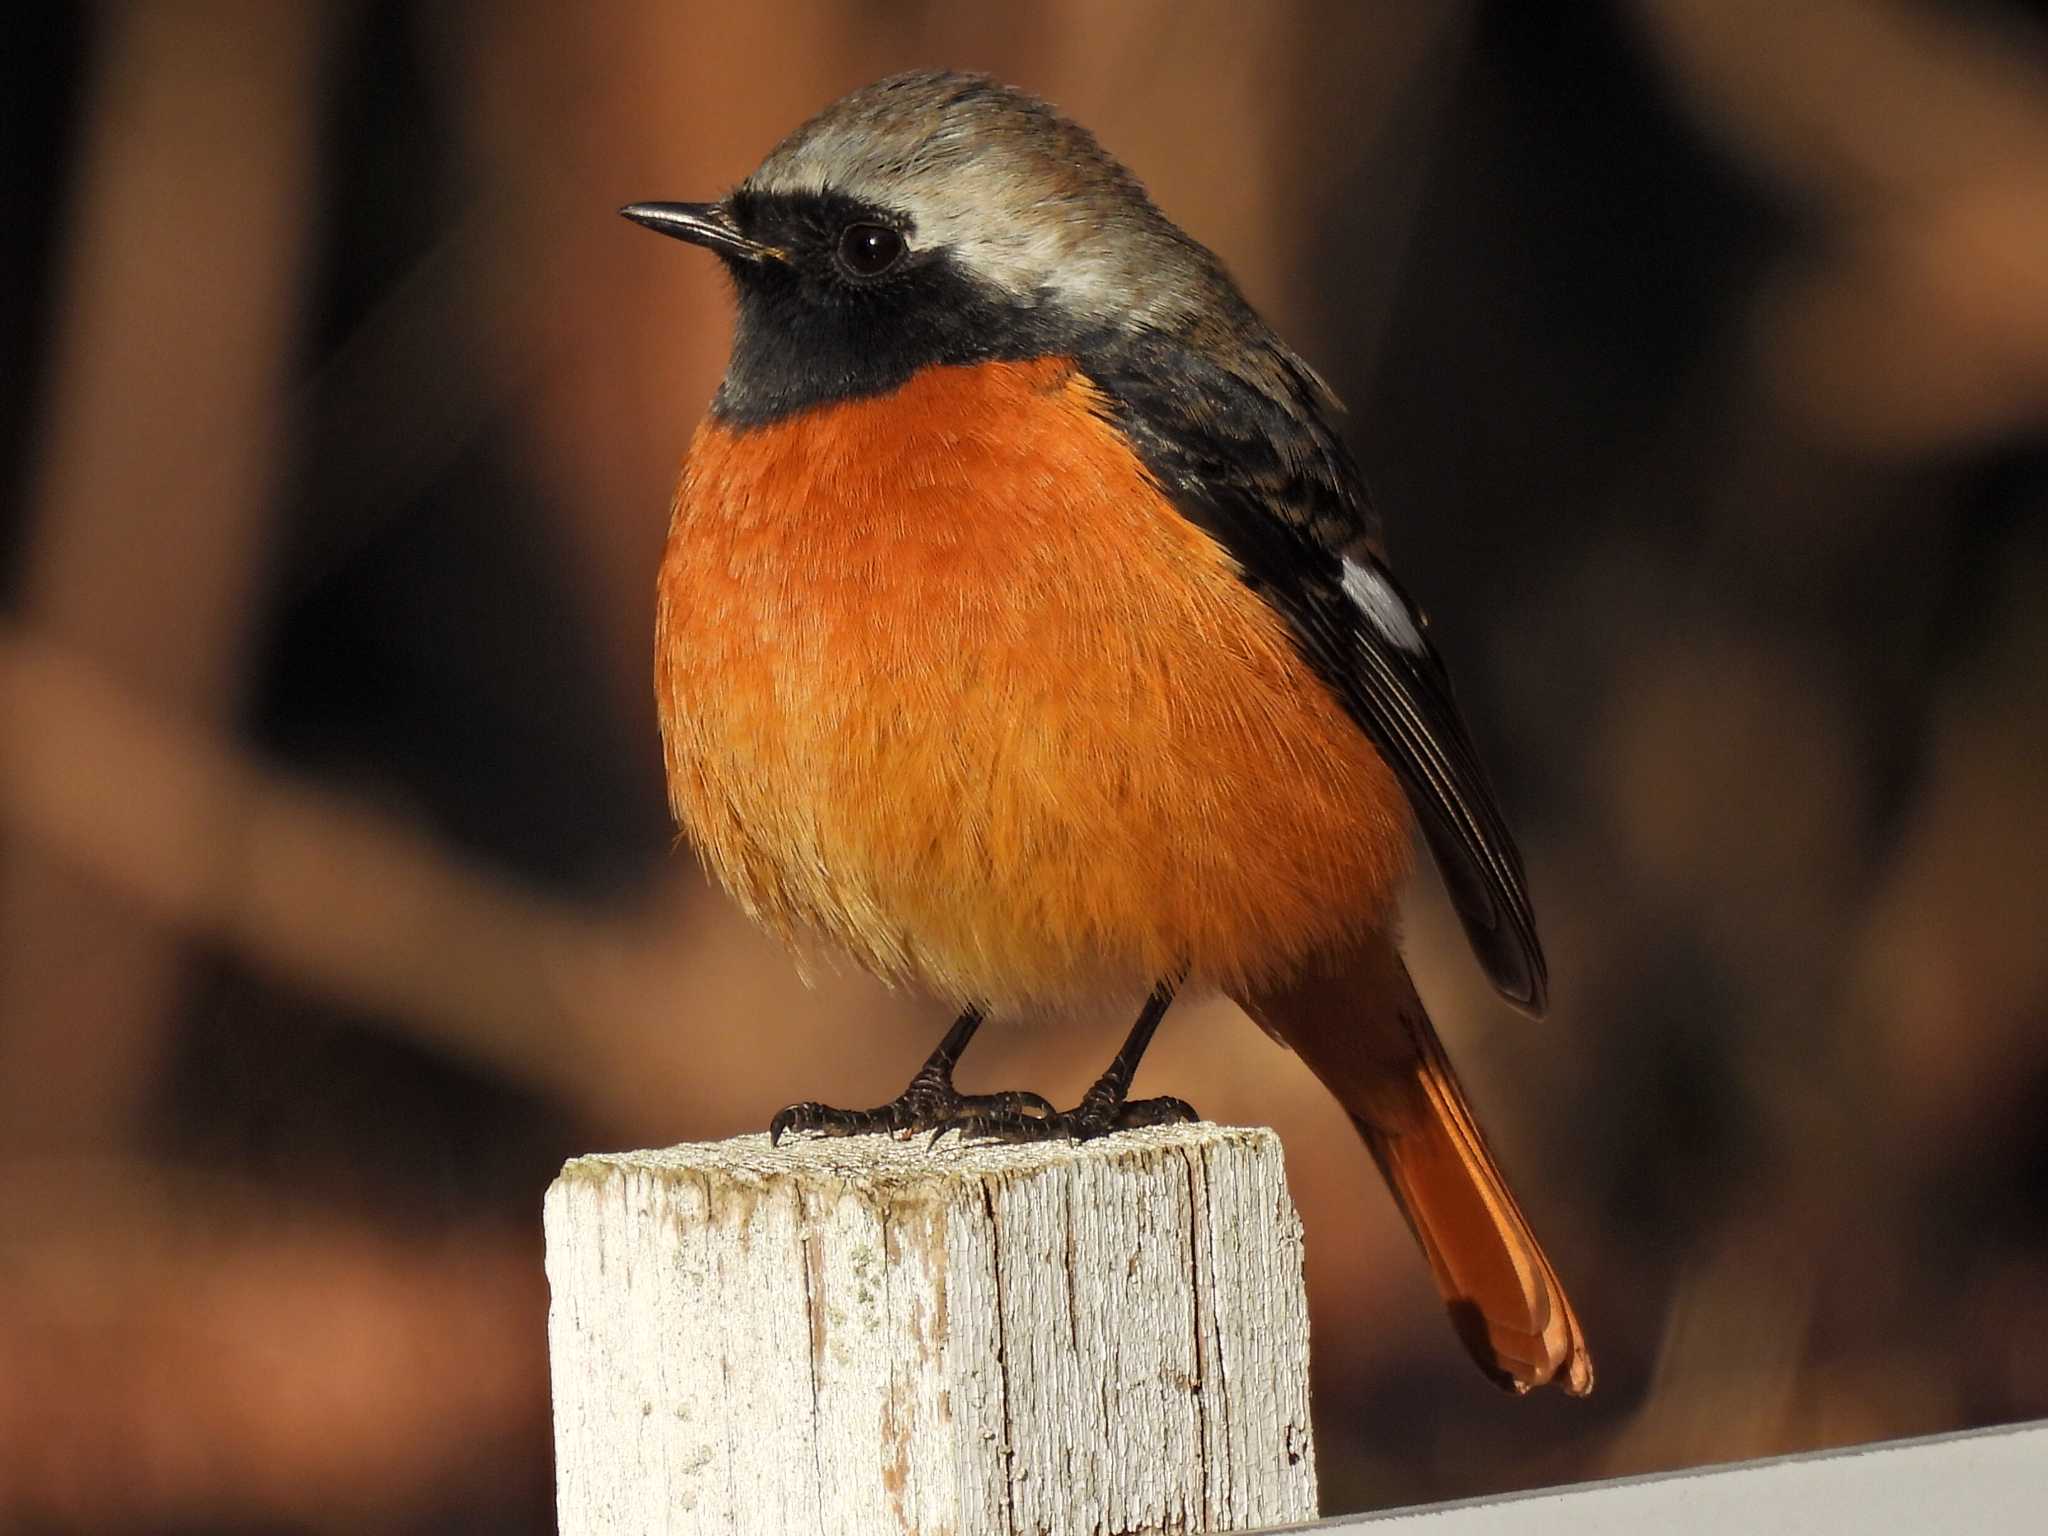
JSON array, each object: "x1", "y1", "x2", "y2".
[{"x1": 1299, "y1": 1417, "x2": 2047, "y2": 1533}]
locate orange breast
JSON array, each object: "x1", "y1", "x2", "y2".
[{"x1": 655, "y1": 357, "x2": 1411, "y2": 1010}]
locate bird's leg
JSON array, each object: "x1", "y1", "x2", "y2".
[
  {"x1": 935, "y1": 981, "x2": 1198, "y2": 1143},
  {"x1": 769, "y1": 1007, "x2": 1055, "y2": 1143}
]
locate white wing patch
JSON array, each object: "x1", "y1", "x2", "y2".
[{"x1": 1341, "y1": 556, "x2": 1427, "y2": 655}]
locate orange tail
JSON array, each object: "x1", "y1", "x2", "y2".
[{"x1": 1234, "y1": 935, "x2": 1593, "y2": 1395}]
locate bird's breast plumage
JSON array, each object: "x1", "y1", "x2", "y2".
[{"x1": 654, "y1": 356, "x2": 1411, "y2": 1009}]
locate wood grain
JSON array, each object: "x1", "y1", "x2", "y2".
[{"x1": 545, "y1": 1123, "x2": 1317, "y2": 1535}]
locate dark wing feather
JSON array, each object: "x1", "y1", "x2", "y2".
[
  {"x1": 1334, "y1": 557, "x2": 1547, "y2": 1012},
  {"x1": 1084, "y1": 336, "x2": 1548, "y2": 1015}
]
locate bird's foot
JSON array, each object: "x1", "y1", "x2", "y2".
[
  {"x1": 933, "y1": 1090, "x2": 1198, "y2": 1145},
  {"x1": 769, "y1": 1078, "x2": 1054, "y2": 1145}
]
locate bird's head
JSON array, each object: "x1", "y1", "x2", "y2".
[{"x1": 623, "y1": 70, "x2": 1263, "y2": 424}]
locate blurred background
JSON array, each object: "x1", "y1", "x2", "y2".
[{"x1": 4, "y1": 0, "x2": 2047, "y2": 1529}]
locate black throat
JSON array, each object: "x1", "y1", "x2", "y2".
[{"x1": 709, "y1": 190, "x2": 1089, "y2": 427}]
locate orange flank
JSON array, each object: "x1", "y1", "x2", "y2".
[{"x1": 655, "y1": 357, "x2": 1412, "y2": 1011}]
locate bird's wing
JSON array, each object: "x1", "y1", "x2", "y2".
[{"x1": 1085, "y1": 339, "x2": 1548, "y2": 1015}]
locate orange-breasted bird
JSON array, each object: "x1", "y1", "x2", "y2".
[{"x1": 629, "y1": 70, "x2": 1592, "y2": 1396}]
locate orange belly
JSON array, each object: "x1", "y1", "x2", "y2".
[{"x1": 655, "y1": 357, "x2": 1411, "y2": 1009}]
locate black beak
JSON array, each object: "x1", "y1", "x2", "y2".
[{"x1": 619, "y1": 201, "x2": 778, "y2": 262}]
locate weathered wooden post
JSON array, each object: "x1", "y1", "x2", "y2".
[{"x1": 544, "y1": 1122, "x2": 1317, "y2": 1535}]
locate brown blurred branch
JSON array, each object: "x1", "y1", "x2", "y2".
[
  {"x1": 0, "y1": 1164, "x2": 546, "y2": 1532},
  {"x1": 0, "y1": 627, "x2": 917, "y2": 1139},
  {"x1": 1, "y1": 1, "x2": 331, "y2": 1153},
  {"x1": 1, "y1": 630, "x2": 622, "y2": 1117},
  {"x1": 1636, "y1": 0, "x2": 2048, "y2": 449}
]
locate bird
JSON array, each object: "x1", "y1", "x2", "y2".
[{"x1": 628, "y1": 69, "x2": 1592, "y2": 1396}]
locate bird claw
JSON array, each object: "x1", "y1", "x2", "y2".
[
  {"x1": 934, "y1": 1094, "x2": 1199, "y2": 1146},
  {"x1": 770, "y1": 1086, "x2": 1055, "y2": 1145}
]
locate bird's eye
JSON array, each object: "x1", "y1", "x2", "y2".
[{"x1": 837, "y1": 223, "x2": 906, "y2": 278}]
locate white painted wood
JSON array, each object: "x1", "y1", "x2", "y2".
[
  {"x1": 1291, "y1": 1416, "x2": 2048, "y2": 1534},
  {"x1": 545, "y1": 1123, "x2": 1317, "y2": 1536}
]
